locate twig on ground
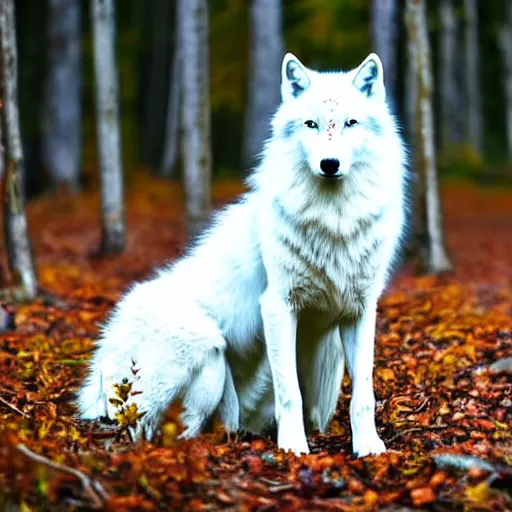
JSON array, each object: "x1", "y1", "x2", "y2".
[
  {"x1": 259, "y1": 477, "x2": 283, "y2": 486},
  {"x1": 386, "y1": 424, "x2": 453, "y2": 445},
  {"x1": 0, "y1": 395, "x2": 26, "y2": 417},
  {"x1": 385, "y1": 427, "x2": 423, "y2": 444},
  {"x1": 259, "y1": 476, "x2": 294, "y2": 493},
  {"x1": 268, "y1": 483, "x2": 295, "y2": 493},
  {"x1": 16, "y1": 444, "x2": 108, "y2": 509}
]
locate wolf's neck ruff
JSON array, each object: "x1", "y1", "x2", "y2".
[{"x1": 323, "y1": 97, "x2": 339, "y2": 141}]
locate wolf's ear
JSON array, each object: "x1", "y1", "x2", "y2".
[
  {"x1": 281, "y1": 53, "x2": 311, "y2": 102},
  {"x1": 352, "y1": 53, "x2": 385, "y2": 100}
]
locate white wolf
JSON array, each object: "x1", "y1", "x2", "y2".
[{"x1": 78, "y1": 53, "x2": 407, "y2": 457}]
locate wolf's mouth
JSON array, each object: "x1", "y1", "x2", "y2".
[{"x1": 319, "y1": 173, "x2": 343, "y2": 179}]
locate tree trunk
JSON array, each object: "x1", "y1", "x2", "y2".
[
  {"x1": 160, "y1": 6, "x2": 181, "y2": 178},
  {"x1": 91, "y1": 0, "x2": 125, "y2": 254},
  {"x1": 439, "y1": 0, "x2": 459, "y2": 150},
  {"x1": 179, "y1": 0, "x2": 211, "y2": 240},
  {"x1": 0, "y1": 0, "x2": 38, "y2": 300},
  {"x1": 405, "y1": 17, "x2": 418, "y2": 144},
  {"x1": 243, "y1": 0, "x2": 283, "y2": 165},
  {"x1": 464, "y1": 0, "x2": 482, "y2": 155},
  {"x1": 371, "y1": 0, "x2": 397, "y2": 107},
  {"x1": 498, "y1": 3, "x2": 512, "y2": 159},
  {"x1": 42, "y1": 0, "x2": 82, "y2": 192},
  {"x1": 405, "y1": 0, "x2": 452, "y2": 275}
]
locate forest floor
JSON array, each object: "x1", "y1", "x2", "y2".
[{"x1": 0, "y1": 175, "x2": 511, "y2": 511}]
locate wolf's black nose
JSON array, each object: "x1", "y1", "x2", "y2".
[{"x1": 320, "y1": 158, "x2": 340, "y2": 176}]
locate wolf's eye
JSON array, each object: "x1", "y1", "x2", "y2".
[
  {"x1": 304, "y1": 120, "x2": 318, "y2": 129},
  {"x1": 345, "y1": 119, "x2": 358, "y2": 127}
]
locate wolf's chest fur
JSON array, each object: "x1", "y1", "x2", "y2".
[{"x1": 270, "y1": 195, "x2": 385, "y2": 320}]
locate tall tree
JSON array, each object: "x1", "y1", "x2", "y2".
[
  {"x1": 160, "y1": 5, "x2": 181, "y2": 178},
  {"x1": 179, "y1": 0, "x2": 211, "y2": 239},
  {"x1": 0, "y1": 0, "x2": 38, "y2": 300},
  {"x1": 498, "y1": 2, "x2": 512, "y2": 159},
  {"x1": 243, "y1": 0, "x2": 283, "y2": 164},
  {"x1": 439, "y1": 0, "x2": 460, "y2": 150},
  {"x1": 405, "y1": 0, "x2": 452, "y2": 274},
  {"x1": 464, "y1": 0, "x2": 482, "y2": 155},
  {"x1": 91, "y1": 0, "x2": 125, "y2": 254},
  {"x1": 371, "y1": 0, "x2": 397, "y2": 107},
  {"x1": 42, "y1": 0, "x2": 82, "y2": 192}
]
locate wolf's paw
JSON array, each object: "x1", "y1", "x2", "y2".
[
  {"x1": 276, "y1": 412, "x2": 310, "y2": 455},
  {"x1": 278, "y1": 430, "x2": 310, "y2": 455},
  {"x1": 352, "y1": 434, "x2": 386, "y2": 458}
]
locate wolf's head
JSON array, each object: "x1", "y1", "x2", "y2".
[{"x1": 272, "y1": 53, "x2": 398, "y2": 181}]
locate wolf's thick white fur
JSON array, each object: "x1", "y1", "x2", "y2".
[{"x1": 78, "y1": 53, "x2": 407, "y2": 457}]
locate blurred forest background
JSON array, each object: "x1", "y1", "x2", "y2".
[
  {"x1": 13, "y1": 0, "x2": 512, "y2": 195},
  {"x1": 0, "y1": 0, "x2": 511, "y2": 299}
]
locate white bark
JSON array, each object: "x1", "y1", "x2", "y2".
[
  {"x1": 160, "y1": 9, "x2": 181, "y2": 178},
  {"x1": 439, "y1": 0, "x2": 459, "y2": 150},
  {"x1": 91, "y1": 0, "x2": 125, "y2": 254},
  {"x1": 243, "y1": 0, "x2": 284, "y2": 164},
  {"x1": 406, "y1": 28, "x2": 418, "y2": 142},
  {"x1": 42, "y1": 0, "x2": 82, "y2": 191},
  {"x1": 464, "y1": 0, "x2": 482, "y2": 154},
  {"x1": 371, "y1": 0, "x2": 397, "y2": 105},
  {"x1": 0, "y1": 0, "x2": 38, "y2": 299},
  {"x1": 498, "y1": 3, "x2": 512, "y2": 159},
  {"x1": 179, "y1": 0, "x2": 211, "y2": 240},
  {"x1": 406, "y1": 0, "x2": 452, "y2": 274}
]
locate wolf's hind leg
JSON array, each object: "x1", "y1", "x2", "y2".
[
  {"x1": 77, "y1": 286, "x2": 231, "y2": 441},
  {"x1": 216, "y1": 360, "x2": 240, "y2": 433},
  {"x1": 179, "y1": 347, "x2": 229, "y2": 438}
]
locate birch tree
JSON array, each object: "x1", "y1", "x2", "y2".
[
  {"x1": 0, "y1": 0, "x2": 38, "y2": 300},
  {"x1": 42, "y1": 0, "x2": 82, "y2": 192},
  {"x1": 498, "y1": 3, "x2": 512, "y2": 159},
  {"x1": 243, "y1": 0, "x2": 284, "y2": 164},
  {"x1": 371, "y1": 0, "x2": 397, "y2": 107},
  {"x1": 160, "y1": 6, "x2": 181, "y2": 178},
  {"x1": 439, "y1": 0, "x2": 459, "y2": 150},
  {"x1": 405, "y1": 27, "x2": 419, "y2": 143},
  {"x1": 405, "y1": 0, "x2": 452, "y2": 274},
  {"x1": 464, "y1": 0, "x2": 482, "y2": 155},
  {"x1": 91, "y1": 0, "x2": 125, "y2": 254},
  {"x1": 179, "y1": 0, "x2": 211, "y2": 239}
]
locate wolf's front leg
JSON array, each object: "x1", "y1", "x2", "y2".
[
  {"x1": 341, "y1": 302, "x2": 386, "y2": 457},
  {"x1": 260, "y1": 289, "x2": 309, "y2": 455}
]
